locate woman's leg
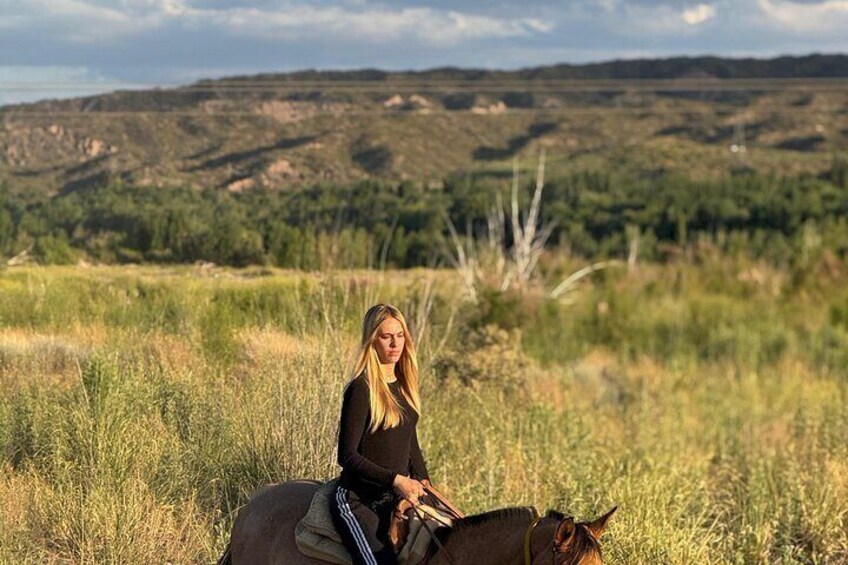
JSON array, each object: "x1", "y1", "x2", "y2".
[{"x1": 330, "y1": 485, "x2": 398, "y2": 565}]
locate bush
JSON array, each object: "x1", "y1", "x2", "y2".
[
  {"x1": 431, "y1": 324, "x2": 529, "y2": 391},
  {"x1": 33, "y1": 235, "x2": 77, "y2": 265},
  {"x1": 467, "y1": 289, "x2": 532, "y2": 330}
]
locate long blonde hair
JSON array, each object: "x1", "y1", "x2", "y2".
[{"x1": 350, "y1": 304, "x2": 421, "y2": 432}]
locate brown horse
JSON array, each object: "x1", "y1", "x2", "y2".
[{"x1": 217, "y1": 480, "x2": 616, "y2": 565}]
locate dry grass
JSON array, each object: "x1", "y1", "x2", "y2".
[{"x1": 0, "y1": 264, "x2": 846, "y2": 564}]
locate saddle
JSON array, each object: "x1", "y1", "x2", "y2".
[{"x1": 295, "y1": 479, "x2": 462, "y2": 565}]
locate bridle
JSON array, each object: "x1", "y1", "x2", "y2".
[
  {"x1": 523, "y1": 513, "x2": 574, "y2": 565},
  {"x1": 411, "y1": 501, "x2": 573, "y2": 565},
  {"x1": 410, "y1": 503, "x2": 459, "y2": 565}
]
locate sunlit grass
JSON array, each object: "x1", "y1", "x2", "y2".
[{"x1": 0, "y1": 263, "x2": 845, "y2": 563}]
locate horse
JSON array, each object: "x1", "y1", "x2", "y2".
[{"x1": 216, "y1": 479, "x2": 617, "y2": 565}]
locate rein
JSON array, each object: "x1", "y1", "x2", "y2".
[
  {"x1": 411, "y1": 504, "x2": 459, "y2": 565},
  {"x1": 523, "y1": 516, "x2": 545, "y2": 564},
  {"x1": 523, "y1": 513, "x2": 573, "y2": 565},
  {"x1": 411, "y1": 485, "x2": 464, "y2": 565},
  {"x1": 411, "y1": 493, "x2": 570, "y2": 565}
]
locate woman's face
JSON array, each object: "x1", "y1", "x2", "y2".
[{"x1": 373, "y1": 317, "x2": 405, "y2": 365}]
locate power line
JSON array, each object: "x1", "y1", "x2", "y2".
[
  {"x1": 1, "y1": 105, "x2": 844, "y2": 119},
  {"x1": 2, "y1": 77, "x2": 848, "y2": 93}
]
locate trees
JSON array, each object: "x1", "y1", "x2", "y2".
[{"x1": 0, "y1": 164, "x2": 846, "y2": 267}]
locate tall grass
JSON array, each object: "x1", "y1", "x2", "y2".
[{"x1": 0, "y1": 262, "x2": 846, "y2": 563}]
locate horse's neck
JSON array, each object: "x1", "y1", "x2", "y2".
[{"x1": 430, "y1": 512, "x2": 554, "y2": 565}]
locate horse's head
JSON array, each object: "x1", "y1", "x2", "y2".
[{"x1": 547, "y1": 506, "x2": 617, "y2": 565}]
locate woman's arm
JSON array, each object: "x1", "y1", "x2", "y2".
[
  {"x1": 408, "y1": 426, "x2": 429, "y2": 482},
  {"x1": 337, "y1": 378, "x2": 397, "y2": 486}
]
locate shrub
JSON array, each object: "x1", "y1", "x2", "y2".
[
  {"x1": 33, "y1": 235, "x2": 77, "y2": 265},
  {"x1": 431, "y1": 324, "x2": 529, "y2": 391},
  {"x1": 467, "y1": 289, "x2": 532, "y2": 330}
]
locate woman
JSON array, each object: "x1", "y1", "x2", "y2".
[{"x1": 330, "y1": 304, "x2": 431, "y2": 565}]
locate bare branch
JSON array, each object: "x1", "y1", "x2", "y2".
[
  {"x1": 444, "y1": 149, "x2": 596, "y2": 302},
  {"x1": 6, "y1": 244, "x2": 34, "y2": 267},
  {"x1": 525, "y1": 147, "x2": 546, "y2": 248},
  {"x1": 510, "y1": 149, "x2": 551, "y2": 287},
  {"x1": 378, "y1": 215, "x2": 401, "y2": 272},
  {"x1": 442, "y1": 211, "x2": 479, "y2": 303},
  {"x1": 549, "y1": 260, "x2": 622, "y2": 300}
]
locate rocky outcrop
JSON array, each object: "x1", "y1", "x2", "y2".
[
  {"x1": 226, "y1": 177, "x2": 256, "y2": 192},
  {"x1": 266, "y1": 158, "x2": 297, "y2": 178},
  {"x1": 79, "y1": 137, "x2": 116, "y2": 157},
  {"x1": 471, "y1": 101, "x2": 507, "y2": 114},
  {"x1": 1, "y1": 124, "x2": 115, "y2": 167},
  {"x1": 383, "y1": 94, "x2": 404, "y2": 109}
]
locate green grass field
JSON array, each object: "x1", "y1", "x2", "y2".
[{"x1": 0, "y1": 261, "x2": 846, "y2": 563}]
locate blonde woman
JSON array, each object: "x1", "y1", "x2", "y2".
[{"x1": 330, "y1": 304, "x2": 431, "y2": 565}]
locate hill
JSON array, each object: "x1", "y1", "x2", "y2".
[{"x1": 1, "y1": 54, "x2": 847, "y2": 195}]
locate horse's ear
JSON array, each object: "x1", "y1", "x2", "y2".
[
  {"x1": 554, "y1": 517, "x2": 575, "y2": 545},
  {"x1": 586, "y1": 506, "x2": 617, "y2": 539}
]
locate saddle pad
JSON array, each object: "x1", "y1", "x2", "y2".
[
  {"x1": 295, "y1": 479, "x2": 453, "y2": 565},
  {"x1": 295, "y1": 479, "x2": 353, "y2": 564},
  {"x1": 295, "y1": 519, "x2": 352, "y2": 565},
  {"x1": 299, "y1": 478, "x2": 345, "y2": 543}
]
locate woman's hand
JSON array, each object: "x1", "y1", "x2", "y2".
[{"x1": 392, "y1": 474, "x2": 426, "y2": 505}]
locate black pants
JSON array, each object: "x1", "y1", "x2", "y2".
[{"x1": 330, "y1": 483, "x2": 400, "y2": 565}]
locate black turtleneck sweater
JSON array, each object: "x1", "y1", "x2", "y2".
[{"x1": 337, "y1": 374, "x2": 429, "y2": 494}]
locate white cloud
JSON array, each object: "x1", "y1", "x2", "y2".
[
  {"x1": 682, "y1": 3, "x2": 716, "y2": 25},
  {"x1": 205, "y1": 5, "x2": 553, "y2": 45},
  {"x1": 545, "y1": 1, "x2": 722, "y2": 36},
  {"x1": 75, "y1": 0, "x2": 187, "y2": 17},
  {"x1": 24, "y1": 0, "x2": 127, "y2": 25},
  {"x1": 0, "y1": 0, "x2": 845, "y2": 106},
  {"x1": 0, "y1": 15, "x2": 24, "y2": 29},
  {"x1": 612, "y1": 2, "x2": 709, "y2": 34},
  {"x1": 4, "y1": 0, "x2": 183, "y2": 42},
  {"x1": 757, "y1": 0, "x2": 848, "y2": 33},
  {"x1": 592, "y1": 0, "x2": 620, "y2": 14},
  {"x1": 0, "y1": 65, "x2": 121, "y2": 105},
  {"x1": 2, "y1": 1, "x2": 552, "y2": 45}
]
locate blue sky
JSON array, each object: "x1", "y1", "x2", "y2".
[{"x1": 1, "y1": 0, "x2": 847, "y2": 104}]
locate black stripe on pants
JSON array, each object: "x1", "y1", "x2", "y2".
[{"x1": 329, "y1": 485, "x2": 399, "y2": 565}]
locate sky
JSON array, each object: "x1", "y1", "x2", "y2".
[{"x1": 1, "y1": 0, "x2": 847, "y2": 105}]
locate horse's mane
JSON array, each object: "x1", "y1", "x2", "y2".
[
  {"x1": 451, "y1": 506, "x2": 537, "y2": 531},
  {"x1": 423, "y1": 507, "x2": 602, "y2": 564},
  {"x1": 423, "y1": 507, "x2": 537, "y2": 560}
]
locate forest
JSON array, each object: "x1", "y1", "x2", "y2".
[{"x1": 2, "y1": 158, "x2": 847, "y2": 269}]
